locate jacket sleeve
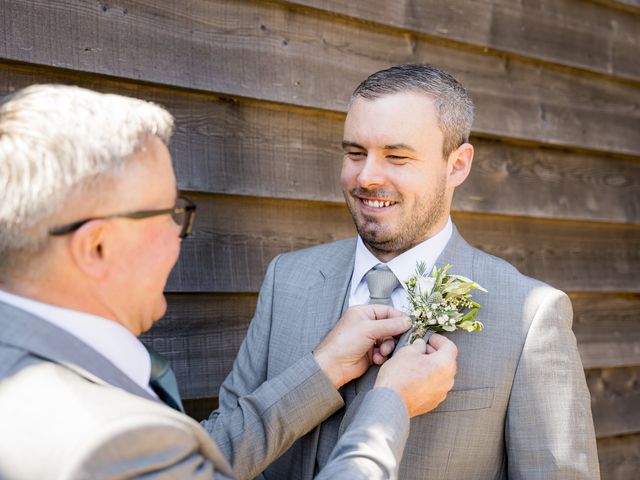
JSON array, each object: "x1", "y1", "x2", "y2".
[
  {"x1": 201, "y1": 255, "x2": 344, "y2": 480},
  {"x1": 505, "y1": 288, "x2": 600, "y2": 479},
  {"x1": 67, "y1": 414, "x2": 234, "y2": 480},
  {"x1": 315, "y1": 387, "x2": 410, "y2": 480}
]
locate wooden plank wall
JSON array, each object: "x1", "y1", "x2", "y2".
[{"x1": 1, "y1": 0, "x2": 638, "y2": 476}]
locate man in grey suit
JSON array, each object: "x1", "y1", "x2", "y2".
[
  {"x1": 211, "y1": 64, "x2": 601, "y2": 479},
  {"x1": 0, "y1": 84, "x2": 458, "y2": 479}
]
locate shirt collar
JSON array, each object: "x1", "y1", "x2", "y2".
[
  {"x1": 0, "y1": 289, "x2": 153, "y2": 395},
  {"x1": 351, "y1": 217, "x2": 453, "y2": 295}
]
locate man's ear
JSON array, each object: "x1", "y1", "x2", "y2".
[
  {"x1": 446, "y1": 142, "x2": 474, "y2": 188},
  {"x1": 68, "y1": 220, "x2": 110, "y2": 279}
]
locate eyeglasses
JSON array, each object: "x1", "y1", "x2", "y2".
[{"x1": 49, "y1": 196, "x2": 197, "y2": 239}]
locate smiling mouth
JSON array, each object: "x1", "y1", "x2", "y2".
[{"x1": 360, "y1": 198, "x2": 398, "y2": 208}]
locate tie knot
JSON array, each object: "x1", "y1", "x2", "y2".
[{"x1": 365, "y1": 265, "x2": 400, "y2": 306}]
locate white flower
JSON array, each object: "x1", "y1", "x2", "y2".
[{"x1": 417, "y1": 276, "x2": 436, "y2": 297}]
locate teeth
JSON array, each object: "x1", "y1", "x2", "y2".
[{"x1": 363, "y1": 199, "x2": 394, "y2": 208}]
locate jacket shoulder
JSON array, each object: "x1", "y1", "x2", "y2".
[
  {"x1": 273, "y1": 238, "x2": 356, "y2": 270},
  {"x1": 0, "y1": 354, "x2": 230, "y2": 479},
  {"x1": 470, "y1": 244, "x2": 556, "y2": 293}
]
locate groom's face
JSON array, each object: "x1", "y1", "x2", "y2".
[{"x1": 341, "y1": 91, "x2": 453, "y2": 260}]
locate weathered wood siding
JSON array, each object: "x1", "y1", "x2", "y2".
[{"x1": 1, "y1": 0, "x2": 638, "y2": 476}]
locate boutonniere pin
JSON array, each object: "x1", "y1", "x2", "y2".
[{"x1": 405, "y1": 262, "x2": 487, "y2": 344}]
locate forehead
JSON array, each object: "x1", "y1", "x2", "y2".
[
  {"x1": 344, "y1": 91, "x2": 442, "y2": 146},
  {"x1": 115, "y1": 136, "x2": 177, "y2": 206}
]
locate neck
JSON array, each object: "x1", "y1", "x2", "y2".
[
  {"x1": 364, "y1": 217, "x2": 450, "y2": 263},
  {"x1": 2, "y1": 275, "x2": 130, "y2": 333}
]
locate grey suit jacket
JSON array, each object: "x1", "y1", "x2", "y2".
[
  {"x1": 0, "y1": 300, "x2": 412, "y2": 479},
  {"x1": 213, "y1": 226, "x2": 600, "y2": 479},
  {"x1": 0, "y1": 301, "x2": 236, "y2": 479}
]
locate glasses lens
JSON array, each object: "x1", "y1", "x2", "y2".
[
  {"x1": 171, "y1": 211, "x2": 184, "y2": 227},
  {"x1": 172, "y1": 198, "x2": 189, "y2": 226},
  {"x1": 174, "y1": 197, "x2": 195, "y2": 238}
]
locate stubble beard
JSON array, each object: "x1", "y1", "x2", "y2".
[{"x1": 345, "y1": 182, "x2": 448, "y2": 259}]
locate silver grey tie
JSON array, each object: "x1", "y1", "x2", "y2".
[{"x1": 365, "y1": 265, "x2": 401, "y2": 307}]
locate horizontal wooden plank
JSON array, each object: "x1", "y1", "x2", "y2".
[
  {"x1": 597, "y1": 433, "x2": 640, "y2": 480},
  {"x1": 459, "y1": 140, "x2": 640, "y2": 225},
  {"x1": 570, "y1": 293, "x2": 640, "y2": 369},
  {"x1": 1, "y1": 0, "x2": 639, "y2": 155},
  {"x1": 167, "y1": 193, "x2": 640, "y2": 293},
  {"x1": 587, "y1": 366, "x2": 640, "y2": 438},
  {"x1": 284, "y1": 0, "x2": 640, "y2": 82},
  {"x1": 2, "y1": 61, "x2": 638, "y2": 224},
  {"x1": 456, "y1": 213, "x2": 640, "y2": 293}
]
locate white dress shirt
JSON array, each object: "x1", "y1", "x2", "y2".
[
  {"x1": 349, "y1": 217, "x2": 453, "y2": 313},
  {"x1": 0, "y1": 289, "x2": 156, "y2": 397}
]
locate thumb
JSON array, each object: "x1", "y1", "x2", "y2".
[
  {"x1": 407, "y1": 337, "x2": 427, "y2": 354},
  {"x1": 366, "y1": 303, "x2": 405, "y2": 320},
  {"x1": 428, "y1": 334, "x2": 458, "y2": 359},
  {"x1": 367, "y1": 315, "x2": 411, "y2": 340}
]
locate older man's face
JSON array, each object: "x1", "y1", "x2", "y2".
[{"x1": 105, "y1": 136, "x2": 183, "y2": 335}]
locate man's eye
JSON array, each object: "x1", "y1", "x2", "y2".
[
  {"x1": 345, "y1": 151, "x2": 366, "y2": 158},
  {"x1": 387, "y1": 155, "x2": 408, "y2": 161}
]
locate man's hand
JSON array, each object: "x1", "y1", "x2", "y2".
[
  {"x1": 313, "y1": 305, "x2": 410, "y2": 389},
  {"x1": 375, "y1": 334, "x2": 458, "y2": 417}
]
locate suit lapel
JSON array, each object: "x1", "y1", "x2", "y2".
[
  {"x1": 303, "y1": 239, "x2": 357, "y2": 351},
  {"x1": 436, "y1": 225, "x2": 475, "y2": 276},
  {"x1": 0, "y1": 301, "x2": 157, "y2": 402}
]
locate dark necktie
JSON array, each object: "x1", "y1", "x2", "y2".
[
  {"x1": 365, "y1": 265, "x2": 400, "y2": 306},
  {"x1": 147, "y1": 347, "x2": 185, "y2": 413}
]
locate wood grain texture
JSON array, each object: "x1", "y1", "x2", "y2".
[
  {"x1": 283, "y1": 0, "x2": 640, "y2": 81},
  {"x1": 1, "y1": 0, "x2": 639, "y2": 155},
  {"x1": 165, "y1": 193, "x2": 640, "y2": 293},
  {"x1": 183, "y1": 396, "x2": 219, "y2": 422},
  {"x1": 2, "y1": 61, "x2": 638, "y2": 224},
  {"x1": 140, "y1": 293, "x2": 256, "y2": 399},
  {"x1": 597, "y1": 433, "x2": 640, "y2": 480},
  {"x1": 570, "y1": 293, "x2": 640, "y2": 369},
  {"x1": 587, "y1": 366, "x2": 640, "y2": 438}
]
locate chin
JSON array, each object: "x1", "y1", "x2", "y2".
[{"x1": 143, "y1": 296, "x2": 168, "y2": 333}]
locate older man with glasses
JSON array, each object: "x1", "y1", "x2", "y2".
[{"x1": 0, "y1": 84, "x2": 458, "y2": 479}]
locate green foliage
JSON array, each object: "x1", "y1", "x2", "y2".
[{"x1": 405, "y1": 263, "x2": 486, "y2": 342}]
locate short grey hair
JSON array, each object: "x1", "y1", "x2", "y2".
[
  {"x1": 0, "y1": 84, "x2": 174, "y2": 280},
  {"x1": 350, "y1": 64, "x2": 474, "y2": 158}
]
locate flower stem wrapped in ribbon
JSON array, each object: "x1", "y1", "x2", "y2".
[{"x1": 405, "y1": 262, "x2": 487, "y2": 344}]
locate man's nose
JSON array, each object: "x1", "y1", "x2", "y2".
[{"x1": 357, "y1": 155, "x2": 386, "y2": 188}]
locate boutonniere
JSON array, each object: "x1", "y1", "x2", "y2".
[{"x1": 405, "y1": 262, "x2": 487, "y2": 344}]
